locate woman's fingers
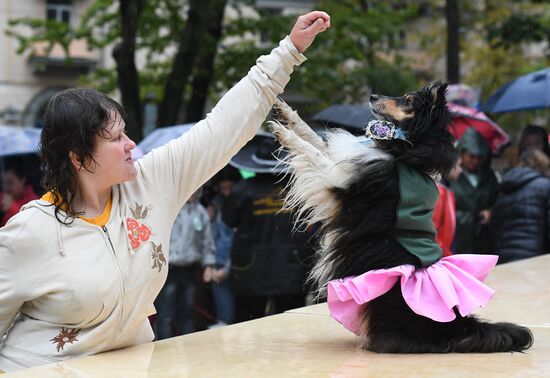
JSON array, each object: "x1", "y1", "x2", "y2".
[{"x1": 290, "y1": 11, "x2": 331, "y2": 53}]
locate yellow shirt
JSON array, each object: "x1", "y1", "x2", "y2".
[{"x1": 40, "y1": 192, "x2": 112, "y2": 227}]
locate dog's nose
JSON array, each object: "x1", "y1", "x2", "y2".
[{"x1": 370, "y1": 94, "x2": 380, "y2": 102}]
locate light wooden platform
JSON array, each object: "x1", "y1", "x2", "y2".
[{"x1": 7, "y1": 255, "x2": 550, "y2": 377}]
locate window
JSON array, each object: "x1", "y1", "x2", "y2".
[{"x1": 46, "y1": 0, "x2": 72, "y2": 24}]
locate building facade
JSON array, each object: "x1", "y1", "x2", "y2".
[{"x1": 0, "y1": 0, "x2": 105, "y2": 127}]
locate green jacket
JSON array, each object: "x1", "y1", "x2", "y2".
[
  {"x1": 451, "y1": 127, "x2": 499, "y2": 253},
  {"x1": 450, "y1": 170, "x2": 499, "y2": 253},
  {"x1": 395, "y1": 163, "x2": 442, "y2": 267}
]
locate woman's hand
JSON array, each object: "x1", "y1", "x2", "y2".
[
  {"x1": 479, "y1": 209, "x2": 492, "y2": 225},
  {"x1": 212, "y1": 268, "x2": 228, "y2": 283},
  {"x1": 203, "y1": 266, "x2": 214, "y2": 282},
  {"x1": 290, "y1": 11, "x2": 331, "y2": 53}
]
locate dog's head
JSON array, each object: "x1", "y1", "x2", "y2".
[{"x1": 368, "y1": 81, "x2": 456, "y2": 176}]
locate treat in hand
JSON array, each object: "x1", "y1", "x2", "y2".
[{"x1": 290, "y1": 11, "x2": 331, "y2": 53}]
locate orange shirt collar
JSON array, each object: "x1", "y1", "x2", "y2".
[{"x1": 41, "y1": 191, "x2": 113, "y2": 227}]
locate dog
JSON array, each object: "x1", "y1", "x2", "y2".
[{"x1": 270, "y1": 82, "x2": 533, "y2": 353}]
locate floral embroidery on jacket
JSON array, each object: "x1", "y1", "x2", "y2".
[
  {"x1": 127, "y1": 203, "x2": 152, "y2": 250},
  {"x1": 151, "y1": 242, "x2": 166, "y2": 272},
  {"x1": 50, "y1": 328, "x2": 80, "y2": 352}
]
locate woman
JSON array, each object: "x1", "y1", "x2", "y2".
[
  {"x1": 490, "y1": 149, "x2": 550, "y2": 264},
  {"x1": 0, "y1": 11, "x2": 330, "y2": 372},
  {"x1": 518, "y1": 124, "x2": 550, "y2": 158}
]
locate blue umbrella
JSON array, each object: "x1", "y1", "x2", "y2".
[
  {"x1": 480, "y1": 67, "x2": 550, "y2": 113},
  {"x1": 0, "y1": 125, "x2": 42, "y2": 157},
  {"x1": 137, "y1": 123, "x2": 195, "y2": 154},
  {"x1": 312, "y1": 104, "x2": 373, "y2": 131}
]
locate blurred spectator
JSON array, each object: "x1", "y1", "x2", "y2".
[
  {"x1": 224, "y1": 134, "x2": 311, "y2": 322},
  {"x1": 206, "y1": 166, "x2": 241, "y2": 326},
  {"x1": 155, "y1": 190, "x2": 215, "y2": 339},
  {"x1": 518, "y1": 125, "x2": 550, "y2": 158},
  {"x1": 450, "y1": 128, "x2": 499, "y2": 253},
  {"x1": 433, "y1": 156, "x2": 462, "y2": 256},
  {"x1": 1, "y1": 158, "x2": 38, "y2": 227},
  {"x1": 490, "y1": 149, "x2": 550, "y2": 264}
]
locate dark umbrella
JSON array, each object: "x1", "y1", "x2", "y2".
[
  {"x1": 480, "y1": 67, "x2": 550, "y2": 113},
  {"x1": 312, "y1": 104, "x2": 373, "y2": 132}
]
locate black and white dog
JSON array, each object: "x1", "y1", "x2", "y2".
[{"x1": 271, "y1": 82, "x2": 533, "y2": 353}]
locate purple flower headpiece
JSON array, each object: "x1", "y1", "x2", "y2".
[{"x1": 365, "y1": 120, "x2": 409, "y2": 142}]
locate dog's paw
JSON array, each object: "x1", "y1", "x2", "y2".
[
  {"x1": 273, "y1": 98, "x2": 293, "y2": 124},
  {"x1": 270, "y1": 121, "x2": 289, "y2": 143}
]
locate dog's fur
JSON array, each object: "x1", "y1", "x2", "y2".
[{"x1": 271, "y1": 82, "x2": 533, "y2": 353}]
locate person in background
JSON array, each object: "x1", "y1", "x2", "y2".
[
  {"x1": 206, "y1": 166, "x2": 242, "y2": 326},
  {"x1": 490, "y1": 149, "x2": 550, "y2": 264},
  {"x1": 224, "y1": 134, "x2": 312, "y2": 323},
  {"x1": 1, "y1": 159, "x2": 38, "y2": 227},
  {"x1": 155, "y1": 189, "x2": 215, "y2": 339},
  {"x1": 518, "y1": 124, "x2": 550, "y2": 158},
  {"x1": 450, "y1": 127, "x2": 499, "y2": 254},
  {"x1": 433, "y1": 156, "x2": 462, "y2": 256}
]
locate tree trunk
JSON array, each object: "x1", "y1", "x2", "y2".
[
  {"x1": 112, "y1": 0, "x2": 143, "y2": 142},
  {"x1": 185, "y1": 0, "x2": 227, "y2": 123},
  {"x1": 157, "y1": 0, "x2": 212, "y2": 127},
  {"x1": 445, "y1": 0, "x2": 460, "y2": 84}
]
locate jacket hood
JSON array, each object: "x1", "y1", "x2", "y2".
[
  {"x1": 457, "y1": 127, "x2": 490, "y2": 156},
  {"x1": 500, "y1": 167, "x2": 541, "y2": 193}
]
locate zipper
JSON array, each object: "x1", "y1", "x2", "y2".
[{"x1": 102, "y1": 225, "x2": 126, "y2": 333}]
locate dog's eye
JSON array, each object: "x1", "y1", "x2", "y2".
[{"x1": 406, "y1": 98, "x2": 413, "y2": 106}]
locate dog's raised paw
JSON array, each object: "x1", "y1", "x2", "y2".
[{"x1": 270, "y1": 122, "x2": 288, "y2": 143}]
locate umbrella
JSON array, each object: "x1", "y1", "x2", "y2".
[
  {"x1": 0, "y1": 125, "x2": 42, "y2": 157},
  {"x1": 312, "y1": 104, "x2": 373, "y2": 132},
  {"x1": 480, "y1": 67, "x2": 550, "y2": 113},
  {"x1": 137, "y1": 123, "x2": 195, "y2": 154},
  {"x1": 448, "y1": 103, "x2": 510, "y2": 155}
]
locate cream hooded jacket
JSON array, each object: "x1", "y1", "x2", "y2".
[{"x1": 0, "y1": 37, "x2": 305, "y2": 372}]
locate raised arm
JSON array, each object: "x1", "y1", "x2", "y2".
[{"x1": 135, "y1": 11, "x2": 330, "y2": 211}]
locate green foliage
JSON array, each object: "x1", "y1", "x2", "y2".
[
  {"x1": 487, "y1": 0, "x2": 550, "y2": 55},
  {"x1": 216, "y1": 0, "x2": 422, "y2": 114},
  {"x1": 6, "y1": 0, "x2": 433, "y2": 118}
]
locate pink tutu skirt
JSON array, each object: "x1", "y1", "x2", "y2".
[{"x1": 327, "y1": 254, "x2": 498, "y2": 335}]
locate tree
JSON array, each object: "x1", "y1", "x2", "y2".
[
  {"x1": 7, "y1": 0, "x2": 224, "y2": 140},
  {"x1": 184, "y1": 0, "x2": 228, "y2": 123},
  {"x1": 445, "y1": 0, "x2": 460, "y2": 83}
]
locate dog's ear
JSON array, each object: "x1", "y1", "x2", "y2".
[{"x1": 429, "y1": 81, "x2": 448, "y2": 104}]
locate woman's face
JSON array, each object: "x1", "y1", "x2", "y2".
[
  {"x1": 88, "y1": 114, "x2": 137, "y2": 186},
  {"x1": 461, "y1": 152, "x2": 483, "y2": 173},
  {"x1": 1, "y1": 170, "x2": 26, "y2": 199},
  {"x1": 522, "y1": 133, "x2": 546, "y2": 153}
]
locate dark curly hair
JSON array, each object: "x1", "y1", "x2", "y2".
[{"x1": 39, "y1": 88, "x2": 126, "y2": 224}]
